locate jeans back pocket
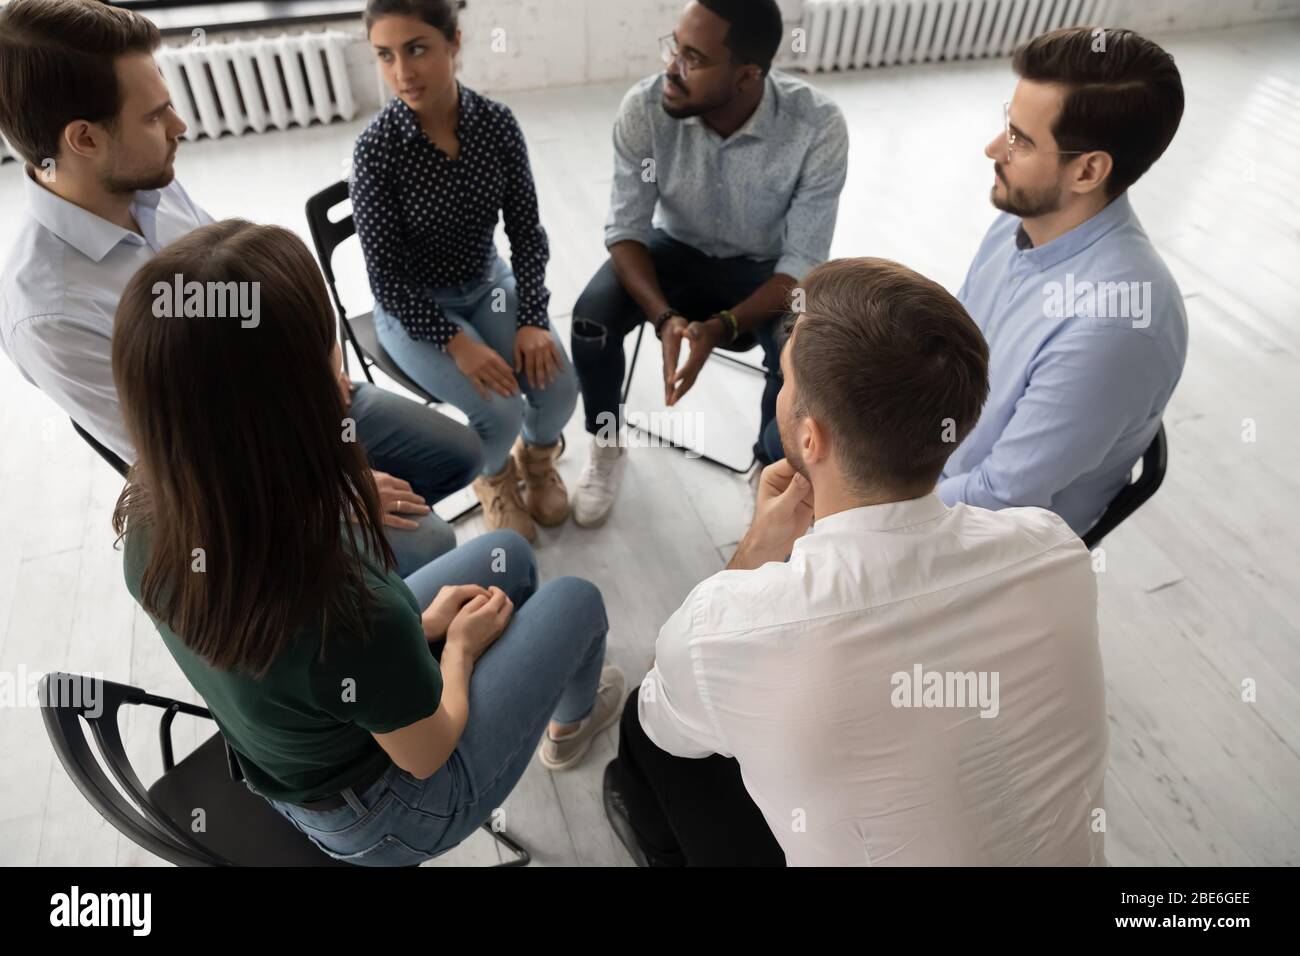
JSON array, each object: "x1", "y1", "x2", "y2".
[{"x1": 323, "y1": 833, "x2": 431, "y2": 867}]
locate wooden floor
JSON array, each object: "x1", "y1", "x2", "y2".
[{"x1": 2, "y1": 20, "x2": 1298, "y2": 867}]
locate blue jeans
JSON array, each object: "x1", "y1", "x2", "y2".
[
  {"x1": 269, "y1": 531, "x2": 608, "y2": 866},
  {"x1": 374, "y1": 256, "x2": 579, "y2": 475},
  {"x1": 349, "y1": 382, "x2": 482, "y2": 575}
]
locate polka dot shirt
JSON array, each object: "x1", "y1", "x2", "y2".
[{"x1": 350, "y1": 82, "x2": 551, "y2": 350}]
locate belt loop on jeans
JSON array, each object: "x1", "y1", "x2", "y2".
[
  {"x1": 292, "y1": 760, "x2": 391, "y2": 812},
  {"x1": 340, "y1": 786, "x2": 368, "y2": 815}
]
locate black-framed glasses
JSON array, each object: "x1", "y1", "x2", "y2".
[
  {"x1": 658, "y1": 33, "x2": 718, "y2": 77},
  {"x1": 1003, "y1": 102, "x2": 1093, "y2": 160}
]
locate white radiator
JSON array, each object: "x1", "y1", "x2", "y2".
[
  {"x1": 796, "y1": 0, "x2": 1118, "y2": 71},
  {"x1": 156, "y1": 30, "x2": 358, "y2": 141}
]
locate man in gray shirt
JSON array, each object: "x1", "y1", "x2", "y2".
[
  {"x1": 568, "y1": 0, "x2": 849, "y2": 527},
  {"x1": 0, "y1": 0, "x2": 480, "y2": 575}
]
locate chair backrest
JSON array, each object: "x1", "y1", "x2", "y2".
[
  {"x1": 71, "y1": 419, "x2": 128, "y2": 478},
  {"x1": 304, "y1": 179, "x2": 356, "y2": 322},
  {"x1": 1082, "y1": 423, "x2": 1168, "y2": 550},
  {"x1": 38, "y1": 671, "x2": 223, "y2": 867}
]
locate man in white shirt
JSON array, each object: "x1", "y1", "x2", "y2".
[
  {"x1": 0, "y1": 0, "x2": 481, "y2": 575},
  {"x1": 604, "y1": 256, "x2": 1109, "y2": 866}
]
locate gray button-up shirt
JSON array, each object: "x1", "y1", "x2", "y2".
[
  {"x1": 0, "y1": 169, "x2": 212, "y2": 462},
  {"x1": 604, "y1": 70, "x2": 849, "y2": 280}
]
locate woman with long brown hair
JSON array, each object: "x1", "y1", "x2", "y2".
[{"x1": 112, "y1": 219, "x2": 624, "y2": 865}]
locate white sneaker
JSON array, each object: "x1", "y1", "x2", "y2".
[
  {"x1": 741, "y1": 460, "x2": 763, "y2": 527},
  {"x1": 572, "y1": 437, "x2": 627, "y2": 528}
]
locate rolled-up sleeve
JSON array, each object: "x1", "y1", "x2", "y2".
[
  {"x1": 603, "y1": 86, "x2": 658, "y2": 250},
  {"x1": 638, "y1": 585, "x2": 727, "y2": 759},
  {"x1": 775, "y1": 105, "x2": 849, "y2": 280}
]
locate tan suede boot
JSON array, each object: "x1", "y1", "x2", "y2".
[
  {"x1": 472, "y1": 456, "x2": 536, "y2": 541},
  {"x1": 512, "y1": 436, "x2": 571, "y2": 527}
]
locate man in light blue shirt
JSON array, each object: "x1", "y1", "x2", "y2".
[
  {"x1": 0, "y1": 0, "x2": 480, "y2": 573},
  {"x1": 938, "y1": 27, "x2": 1188, "y2": 537}
]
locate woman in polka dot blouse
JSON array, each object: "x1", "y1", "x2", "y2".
[{"x1": 353, "y1": 0, "x2": 579, "y2": 542}]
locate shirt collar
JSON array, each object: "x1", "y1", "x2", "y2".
[
  {"x1": 1013, "y1": 191, "x2": 1135, "y2": 272},
  {"x1": 809, "y1": 492, "x2": 950, "y2": 536},
  {"x1": 682, "y1": 72, "x2": 777, "y2": 142},
  {"x1": 23, "y1": 166, "x2": 162, "y2": 262},
  {"x1": 393, "y1": 80, "x2": 477, "y2": 144}
]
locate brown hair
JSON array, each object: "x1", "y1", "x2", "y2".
[
  {"x1": 789, "y1": 258, "x2": 989, "y2": 495},
  {"x1": 0, "y1": 0, "x2": 160, "y2": 167},
  {"x1": 111, "y1": 220, "x2": 393, "y2": 678},
  {"x1": 1013, "y1": 26, "x2": 1183, "y2": 198}
]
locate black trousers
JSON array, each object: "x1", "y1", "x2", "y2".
[
  {"x1": 569, "y1": 230, "x2": 786, "y2": 464},
  {"x1": 611, "y1": 690, "x2": 786, "y2": 866}
]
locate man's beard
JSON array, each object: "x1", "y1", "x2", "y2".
[
  {"x1": 660, "y1": 75, "x2": 728, "y2": 119},
  {"x1": 777, "y1": 410, "x2": 808, "y2": 480},
  {"x1": 990, "y1": 163, "x2": 1062, "y2": 218},
  {"x1": 102, "y1": 153, "x2": 175, "y2": 194}
]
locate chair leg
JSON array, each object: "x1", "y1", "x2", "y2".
[
  {"x1": 482, "y1": 822, "x2": 531, "y2": 867},
  {"x1": 621, "y1": 323, "x2": 645, "y2": 406}
]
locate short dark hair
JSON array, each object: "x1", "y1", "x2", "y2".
[
  {"x1": 364, "y1": 0, "x2": 459, "y2": 41},
  {"x1": 789, "y1": 258, "x2": 989, "y2": 495},
  {"x1": 1013, "y1": 26, "x2": 1183, "y2": 198},
  {"x1": 0, "y1": 0, "x2": 160, "y2": 167},
  {"x1": 697, "y1": 0, "x2": 783, "y2": 74}
]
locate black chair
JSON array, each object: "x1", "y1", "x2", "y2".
[
  {"x1": 1082, "y1": 422, "x2": 1168, "y2": 550},
  {"x1": 71, "y1": 419, "x2": 128, "y2": 478},
  {"x1": 307, "y1": 181, "x2": 483, "y2": 521},
  {"x1": 39, "y1": 671, "x2": 530, "y2": 867},
  {"x1": 304, "y1": 179, "x2": 561, "y2": 471},
  {"x1": 304, "y1": 180, "x2": 442, "y2": 404}
]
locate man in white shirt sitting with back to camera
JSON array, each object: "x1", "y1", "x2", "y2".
[{"x1": 603, "y1": 256, "x2": 1110, "y2": 866}]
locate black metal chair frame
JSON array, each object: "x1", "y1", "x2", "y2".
[
  {"x1": 304, "y1": 179, "x2": 485, "y2": 521},
  {"x1": 39, "y1": 671, "x2": 530, "y2": 867},
  {"x1": 71, "y1": 419, "x2": 129, "y2": 478},
  {"x1": 1081, "y1": 422, "x2": 1168, "y2": 550}
]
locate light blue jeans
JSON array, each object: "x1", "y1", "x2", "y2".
[
  {"x1": 348, "y1": 381, "x2": 481, "y2": 575},
  {"x1": 269, "y1": 530, "x2": 608, "y2": 866},
  {"x1": 374, "y1": 256, "x2": 579, "y2": 475}
]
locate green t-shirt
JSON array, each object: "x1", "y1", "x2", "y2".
[{"x1": 123, "y1": 526, "x2": 442, "y2": 804}]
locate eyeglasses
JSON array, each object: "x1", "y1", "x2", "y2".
[
  {"x1": 658, "y1": 33, "x2": 719, "y2": 78},
  {"x1": 1003, "y1": 102, "x2": 1093, "y2": 161}
]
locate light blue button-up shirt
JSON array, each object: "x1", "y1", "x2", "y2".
[
  {"x1": 605, "y1": 70, "x2": 849, "y2": 280},
  {"x1": 939, "y1": 192, "x2": 1188, "y2": 535},
  {"x1": 0, "y1": 169, "x2": 212, "y2": 462}
]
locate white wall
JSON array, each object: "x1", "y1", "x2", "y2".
[
  {"x1": 163, "y1": 0, "x2": 1300, "y2": 119},
  {"x1": 344, "y1": 0, "x2": 804, "y2": 106}
]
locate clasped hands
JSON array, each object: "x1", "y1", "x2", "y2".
[
  {"x1": 659, "y1": 313, "x2": 729, "y2": 406},
  {"x1": 421, "y1": 584, "x2": 514, "y2": 662}
]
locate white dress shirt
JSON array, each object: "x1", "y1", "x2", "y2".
[
  {"x1": 640, "y1": 493, "x2": 1109, "y2": 866},
  {"x1": 0, "y1": 168, "x2": 212, "y2": 462}
]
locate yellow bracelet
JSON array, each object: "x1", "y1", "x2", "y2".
[{"x1": 718, "y1": 309, "x2": 739, "y2": 342}]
